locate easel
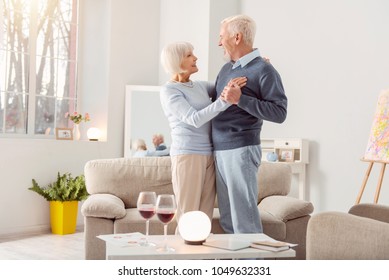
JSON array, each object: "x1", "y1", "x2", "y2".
[{"x1": 355, "y1": 158, "x2": 388, "y2": 204}]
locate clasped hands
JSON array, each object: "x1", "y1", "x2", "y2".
[{"x1": 220, "y1": 76, "x2": 247, "y2": 105}]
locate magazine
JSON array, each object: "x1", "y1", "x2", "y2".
[
  {"x1": 97, "y1": 232, "x2": 145, "y2": 247},
  {"x1": 203, "y1": 239, "x2": 250, "y2": 251},
  {"x1": 250, "y1": 240, "x2": 297, "y2": 252}
]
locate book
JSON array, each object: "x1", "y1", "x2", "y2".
[
  {"x1": 250, "y1": 240, "x2": 297, "y2": 252},
  {"x1": 203, "y1": 239, "x2": 250, "y2": 251}
]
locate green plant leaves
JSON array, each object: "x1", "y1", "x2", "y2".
[{"x1": 28, "y1": 172, "x2": 89, "y2": 202}]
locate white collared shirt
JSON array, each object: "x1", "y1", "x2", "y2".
[{"x1": 232, "y1": 48, "x2": 260, "y2": 69}]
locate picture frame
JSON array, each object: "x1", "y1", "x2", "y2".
[
  {"x1": 55, "y1": 128, "x2": 73, "y2": 140},
  {"x1": 279, "y1": 148, "x2": 295, "y2": 162}
]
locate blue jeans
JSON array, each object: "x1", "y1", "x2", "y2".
[{"x1": 214, "y1": 145, "x2": 263, "y2": 233}]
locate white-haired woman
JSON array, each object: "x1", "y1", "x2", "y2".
[{"x1": 160, "y1": 41, "x2": 246, "y2": 228}]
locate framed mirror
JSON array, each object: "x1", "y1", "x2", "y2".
[{"x1": 124, "y1": 85, "x2": 171, "y2": 157}]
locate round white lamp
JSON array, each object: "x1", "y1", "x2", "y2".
[
  {"x1": 178, "y1": 211, "x2": 211, "y2": 245},
  {"x1": 87, "y1": 127, "x2": 101, "y2": 141}
]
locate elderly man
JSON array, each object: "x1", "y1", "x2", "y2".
[
  {"x1": 152, "y1": 133, "x2": 167, "y2": 151},
  {"x1": 212, "y1": 15, "x2": 288, "y2": 234}
]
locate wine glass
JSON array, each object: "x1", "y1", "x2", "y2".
[
  {"x1": 155, "y1": 194, "x2": 177, "y2": 252},
  {"x1": 137, "y1": 191, "x2": 157, "y2": 247}
]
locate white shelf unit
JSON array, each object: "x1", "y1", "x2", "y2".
[{"x1": 261, "y1": 138, "x2": 309, "y2": 200}]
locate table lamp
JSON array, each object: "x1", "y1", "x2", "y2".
[
  {"x1": 87, "y1": 127, "x2": 101, "y2": 141},
  {"x1": 178, "y1": 211, "x2": 211, "y2": 245}
]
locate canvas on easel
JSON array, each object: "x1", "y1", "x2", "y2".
[
  {"x1": 356, "y1": 89, "x2": 389, "y2": 204},
  {"x1": 364, "y1": 90, "x2": 389, "y2": 161}
]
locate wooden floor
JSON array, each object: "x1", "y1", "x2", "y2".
[{"x1": 0, "y1": 230, "x2": 84, "y2": 260}]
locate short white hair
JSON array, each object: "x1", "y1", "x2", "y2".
[
  {"x1": 160, "y1": 41, "x2": 194, "y2": 74},
  {"x1": 221, "y1": 15, "x2": 256, "y2": 46},
  {"x1": 153, "y1": 133, "x2": 164, "y2": 140},
  {"x1": 133, "y1": 139, "x2": 146, "y2": 150}
]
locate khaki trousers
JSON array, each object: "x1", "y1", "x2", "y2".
[{"x1": 171, "y1": 154, "x2": 216, "y2": 225}]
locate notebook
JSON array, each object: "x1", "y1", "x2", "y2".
[
  {"x1": 203, "y1": 239, "x2": 250, "y2": 251},
  {"x1": 250, "y1": 240, "x2": 297, "y2": 252}
]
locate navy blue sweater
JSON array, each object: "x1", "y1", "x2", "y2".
[{"x1": 211, "y1": 57, "x2": 287, "y2": 151}]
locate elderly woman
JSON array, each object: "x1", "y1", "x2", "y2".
[{"x1": 160, "y1": 41, "x2": 246, "y2": 227}]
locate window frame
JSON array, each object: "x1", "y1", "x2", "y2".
[{"x1": 0, "y1": 0, "x2": 79, "y2": 138}]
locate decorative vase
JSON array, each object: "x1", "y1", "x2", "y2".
[
  {"x1": 50, "y1": 201, "x2": 78, "y2": 235},
  {"x1": 266, "y1": 151, "x2": 278, "y2": 162},
  {"x1": 73, "y1": 124, "x2": 80, "y2": 140}
]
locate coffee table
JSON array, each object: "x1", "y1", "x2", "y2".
[{"x1": 102, "y1": 233, "x2": 296, "y2": 260}]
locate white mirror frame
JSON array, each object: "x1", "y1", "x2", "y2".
[{"x1": 124, "y1": 85, "x2": 171, "y2": 157}]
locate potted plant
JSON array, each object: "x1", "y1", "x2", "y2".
[{"x1": 28, "y1": 172, "x2": 89, "y2": 235}]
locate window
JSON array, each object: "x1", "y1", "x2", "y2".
[{"x1": 0, "y1": 0, "x2": 78, "y2": 136}]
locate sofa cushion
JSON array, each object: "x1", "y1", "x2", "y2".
[
  {"x1": 81, "y1": 194, "x2": 126, "y2": 219},
  {"x1": 349, "y1": 203, "x2": 389, "y2": 223},
  {"x1": 258, "y1": 162, "x2": 291, "y2": 202},
  {"x1": 84, "y1": 157, "x2": 173, "y2": 208},
  {"x1": 84, "y1": 158, "x2": 292, "y2": 208},
  {"x1": 259, "y1": 196, "x2": 314, "y2": 221}
]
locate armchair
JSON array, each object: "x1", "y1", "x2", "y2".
[{"x1": 306, "y1": 203, "x2": 389, "y2": 259}]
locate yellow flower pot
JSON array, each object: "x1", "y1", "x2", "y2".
[{"x1": 50, "y1": 201, "x2": 78, "y2": 235}]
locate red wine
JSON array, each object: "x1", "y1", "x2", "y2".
[
  {"x1": 139, "y1": 209, "x2": 155, "y2": 219},
  {"x1": 157, "y1": 212, "x2": 175, "y2": 223}
]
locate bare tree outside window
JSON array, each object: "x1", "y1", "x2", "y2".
[{"x1": 0, "y1": 0, "x2": 78, "y2": 136}]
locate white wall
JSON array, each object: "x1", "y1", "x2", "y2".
[
  {"x1": 77, "y1": 0, "x2": 111, "y2": 141},
  {"x1": 241, "y1": 0, "x2": 389, "y2": 212},
  {"x1": 158, "y1": 0, "x2": 211, "y2": 84},
  {"x1": 0, "y1": 139, "x2": 113, "y2": 236},
  {"x1": 106, "y1": 0, "x2": 160, "y2": 143}
]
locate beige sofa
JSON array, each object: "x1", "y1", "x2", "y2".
[
  {"x1": 306, "y1": 203, "x2": 389, "y2": 259},
  {"x1": 81, "y1": 157, "x2": 314, "y2": 260}
]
